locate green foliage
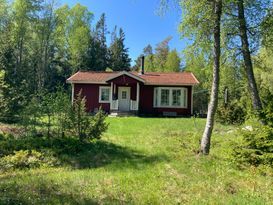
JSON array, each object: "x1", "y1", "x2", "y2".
[
  {"x1": 0, "y1": 150, "x2": 57, "y2": 172},
  {"x1": 179, "y1": 0, "x2": 213, "y2": 47},
  {"x1": 108, "y1": 27, "x2": 131, "y2": 71},
  {"x1": 52, "y1": 88, "x2": 71, "y2": 137},
  {"x1": 233, "y1": 125, "x2": 273, "y2": 167},
  {"x1": 0, "y1": 70, "x2": 7, "y2": 117},
  {"x1": 0, "y1": 1, "x2": 132, "y2": 122},
  {"x1": 261, "y1": 7, "x2": 273, "y2": 49},
  {"x1": 90, "y1": 13, "x2": 109, "y2": 71},
  {"x1": 261, "y1": 93, "x2": 273, "y2": 126},
  {"x1": 134, "y1": 39, "x2": 182, "y2": 72},
  {"x1": 154, "y1": 36, "x2": 172, "y2": 71},
  {"x1": 68, "y1": 92, "x2": 108, "y2": 141},
  {"x1": 217, "y1": 100, "x2": 246, "y2": 125},
  {"x1": 255, "y1": 47, "x2": 273, "y2": 125},
  {"x1": 145, "y1": 54, "x2": 155, "y2": 71},
  {"x1": 68, "y1": 91, "x2": 90, "y2": 140},
  {"x1": 56, "y1": 3, "x2": 93, "y2": 72},
  {"x1": 164, "y1": 49, "x2": 180, "y2": 72},
  {"x1": 88, "y1": 109, "x2": 108, "y2": 140},
  {"x1": 21, "y1": 96, "x2": 42, "y2": 134},
  {"x1": 14, "y1": 87, "x2": 108, "y2": 142}
]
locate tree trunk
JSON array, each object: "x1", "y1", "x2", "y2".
[
  {"x1": 237, "y1": 0, "x2": 263, "y2": 112},
  {"x1": 200, "y1": 0, "x2": 222, "y2": 155}
]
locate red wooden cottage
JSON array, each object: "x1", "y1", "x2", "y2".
[{"x1": 67, "y1": 68, "x2": 199, "y2": 116}]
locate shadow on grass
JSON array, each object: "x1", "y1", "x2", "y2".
[
  {"x1": 0, "y1": 137, "x2": 169, "y2": 169},
  {"x1": 0, "y1": 180, "x2": 105, "y2": 205}
]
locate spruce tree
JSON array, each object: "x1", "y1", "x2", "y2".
[
  {"x1": 108, "y1": 27, "x2": 131, "y2": 71},
  {"x1": 93, "y1": 13, "x2": 109, "y2": 71}
]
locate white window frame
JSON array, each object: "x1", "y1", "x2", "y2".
[
  {"x1": 99, "y1": 86, "x2": 111, "y2": 103},
  {"x1": 153, "y1": 87, "x2": 188, "y2": 108}
]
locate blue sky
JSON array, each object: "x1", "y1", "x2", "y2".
[{"x1": 63, "y1": 0, "x2": 189, "y2": 64}]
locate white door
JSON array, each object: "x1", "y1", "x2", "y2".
[{"x1": 118, "y1": 87, "x2": 130, "y2": 111}]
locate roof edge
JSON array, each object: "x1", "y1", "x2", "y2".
[
  {"x1": 190, "y1": 72, "x2": 200, "y2": 84},
  {"x1": 105, "y1": 71, "x2": 145, "y2": 83}
]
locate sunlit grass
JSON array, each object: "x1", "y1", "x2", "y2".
[{"x1": 0, "y1": 117, "x2": 272, "y2": 204}]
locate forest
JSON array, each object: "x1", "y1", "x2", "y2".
[
  {"x1": 0, "y1": 0, "x2": 273, "y2": 203},
  {"x1": 0, "y1": 0, "x2": 183, "y2": 122}
]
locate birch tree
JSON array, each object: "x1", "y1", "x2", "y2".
[{"x1": 200, "y1": 0, "x2": 222, "y2": 154}]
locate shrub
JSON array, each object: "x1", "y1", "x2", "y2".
[
  {"x1": 67, "y1": 91, "x2": 108, "y2": 141},
  {"x1": 217, "y1": 100, "x2": 246, "y2": 125},
  {"x1": 20, "y1": 96, "x2": 42, "y2": 134},
  {"x1": 261, "y1": 93, "x2": 273, "y2": 126},
  {"x1": 0, "y1": 150, "x2": 58, "y2": 172},
  {"x1": 88, "y1": 109, "x2": 108, "y2": 140},
  {"x1": 233, "y1": 125, "x2": 273, "y2": 167}
]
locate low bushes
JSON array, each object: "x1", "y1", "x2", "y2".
[
  {"x1": 19, "y1": 89, "x2": 108, "y2": 141},
  {"x1": 217, "y1": 100, "x2": 246, "y2": 125},
  {"x1": 233, "y1": 125, "x2": 273, "y2": 168},
  {"x1": 0, "y1": 89, "x2": 109, "y2": 172},
  {"x1": 0, "y1": 150, "x2": 58, "y2": 172}
]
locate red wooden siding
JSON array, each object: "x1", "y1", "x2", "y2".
[
  {"x1": 108, "y1": 74, "x2": 141, "y2": 101},
  {"x1": 73, "y1": 80, "x2": 193, "y2": 116},
  {"x1": 74, "y1": 84, "x2": 110, "y2": 113},
  {"x1": 139, "y1": 85, "x2": 192, "y2": 116}
]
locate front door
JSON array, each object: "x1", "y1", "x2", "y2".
[{"x1": 118, "y1": 87, "x2": 130, "y2": 111}]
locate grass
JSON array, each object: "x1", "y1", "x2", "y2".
[{"x1": 0, "y1": 117, "x2": 273, "y2": 204}]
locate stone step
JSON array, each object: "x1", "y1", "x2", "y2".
[{"x1": 109, "y1": 111, "x2": 136, "y2": 117}]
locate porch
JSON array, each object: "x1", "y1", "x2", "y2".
[{"x1": 107, "y1": 72, "x2": 142, "y2": 113}]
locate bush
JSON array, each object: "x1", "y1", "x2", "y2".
[
  {"x1": 16, "y1": 89, "x2": 108, "y2": 141},
  {"x1": 88, "y1": 109, "x2": 108, "y2": 140},
  {"x1": 261, "y1": 93, "x2": 273, "y2": 126},
  {"x1": 217, "y1": 100, "x2": 246, "y2": 125},
  {"x1": 20, "y1": 96, "x2": 42, "y2": 134},
  {"x1": 0, "y1": 150, "x2": 58, "y2": 172},
  {"x1": 233, "y1": 125, "x2": 273, "y2": 167},
  {"x1": 67, "y1": 91, "x2": 108, "y2": 141}
]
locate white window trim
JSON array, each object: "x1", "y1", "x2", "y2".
[
  {"x1": 153, "y1": 87, "x2": 188, "y2": 108},
  {"x1": 99, "y1": 86, "x2": 111, "y2": 103}
]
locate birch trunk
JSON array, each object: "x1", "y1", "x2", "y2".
[
  {"x1": 200, "y1": 0, "x2": 222, "y2": 155},
  {"x1": 237, "y1": 0, "x2": 263, "y2": 112}
]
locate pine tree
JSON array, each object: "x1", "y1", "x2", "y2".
[
  {"x1": 143, "y1": 44, "x2": 153, "y2": 56},
  {"x1": 132, "y1": 55, "x2": 142, "y2": 71},
  {"x1": 108, "y1": 27, "x2": 131, "y2": 71},
  {"x1": 88, "y1": 13, "x2": 109, "y2": 71}
]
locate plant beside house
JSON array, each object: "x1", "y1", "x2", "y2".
[
  {"x1": 19, "y1": 89, "x2": 108, "y2": 141},
  {"x1": 68, "y1": 91, "x2": 108, "y2": 141},
  {"x1": 0, "y1": 90, "x2": 108, "y2": 172}
]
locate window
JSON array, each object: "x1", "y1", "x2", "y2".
[
  {"x1": 172, "y1": 89, "x2": 181, "y2": 106},
  {"x1": 99, "y1": 87, "x2": 110, "y2": 103},
  {"x1": 161, "y1": 89, "x2": 170, "y2": 106},
  {"x1": 122, "y1": 91, "x2": 127, "y2": 99},
  {"x1": 153, "y1": 87, "x2": 188, "y2": 108}
]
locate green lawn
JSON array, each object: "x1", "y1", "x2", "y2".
[{"x1": 0, "y1": 117, "x2": 272, "y2": 204}]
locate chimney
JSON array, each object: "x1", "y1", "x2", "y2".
[{"x1": 141, "y1": 55, "x2": 145, "y2": 74}]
